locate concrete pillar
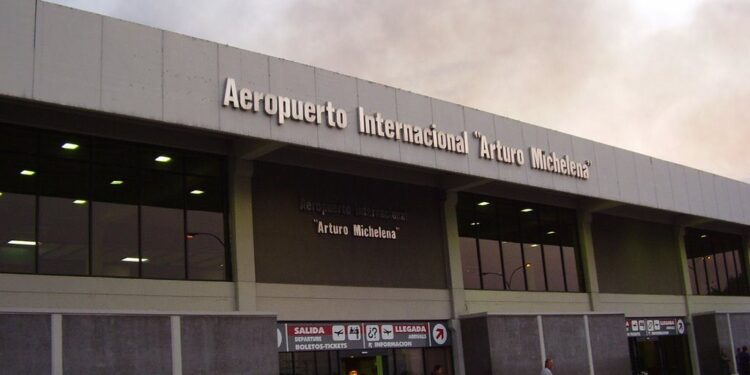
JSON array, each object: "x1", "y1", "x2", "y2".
[
  {"x1": 576, "y1": 210, "x2": 600, "y2": 311},
  {"x1": 443, "y1": 192, "x2": 467, "y2": 375},
  {"x1": 229, "y1": 157, "x2": 256, "y2": 312},
  {"x1": 675, "y1": 224, "x2": 702, "y2": 375},
  {"x1": 743, "y1": 231, "x2": 750, "y2": 293}
]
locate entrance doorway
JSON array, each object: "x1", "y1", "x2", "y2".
[
  {"x1": 341, "y1": 352, "x2": 388, "y2": 375},
  {"x1": 628, "y1": 336, "x2": 692, "y2": 375}
]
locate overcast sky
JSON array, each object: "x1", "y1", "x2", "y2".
[{"x1": 50, "y1": 0, "x2": 750, "y2": 183}]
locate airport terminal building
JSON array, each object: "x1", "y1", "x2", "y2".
[{"x1": 1, "y1": 1, "x2": 750, "y2": 374}]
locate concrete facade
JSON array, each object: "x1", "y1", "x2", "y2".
[{"x1": 0, "y1": 1, "x2": 749, "y2": 374}]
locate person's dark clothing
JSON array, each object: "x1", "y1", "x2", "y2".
[{"x1": 738, "y1": 351, "x2": 750, "y2": 375}]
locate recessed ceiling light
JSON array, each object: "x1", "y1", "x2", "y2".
[
  {"x1": 110, "y1": 180, "x2": 124, "y2": 185},
  {"x1": 520, "y1": 208, "x2": 533, "y2": 213},
  {"x1": 530, "y1": 244, "x2": 539, "y2": 248},
  {"x1": 121, "y1": 257, "x2": 149, "y2": 263},
  {"x1": 190, "y1": 189, "x2": 204, "y2": 195},
  {"x1": 0, "y1": 192, "x2": 3, "y2": 197},
  {"x1": 155, "y1": 155, "x2": 171, "y2": 163},
  {"x1": 700, "y1": 234, "x2": 707, "y2": 238},
  {"x1": 547, "y1": 230, "x2": 556, "y2": 235},
  {"x1": 469, "y1": 222, "x2": 480, "y2": 226},
  {"x1": 8, "y1": 240, "x2": 36, "y2": 246},
  {"x1": 20, "y1": 169, "x2": 35, "y2": 176},
  {"x1": 73, "y1": 199, "x2": 87, "y2": 205},
  {"x1": 61, "y1": 142, "x2": 79, "y2": 150},
  {"x1": 477, "y1": 201, "x2": 490, "y2": 206}
]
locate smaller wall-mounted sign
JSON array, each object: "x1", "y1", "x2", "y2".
[
  {"x1": 277, "y1": 321, "x2": 451, "y2": 352},
  {"x1": 625, "y1": 317, "x2": 686, "y2": 338}
]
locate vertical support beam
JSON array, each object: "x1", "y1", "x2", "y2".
[
  {"x1": 727, "y1": 313, "x2": 738, "y2": 375},
  {"x1": 675, "y1": 224, "x2": 701, "y2": 375},
  {"x1": 583, "y1": 315, "x2": 595, "y2": 375},
  {"x1": 537, "y1": 315, "x2": 546, "y2": 368},
  {"x1": 443, "y1": 192, "x2": 467, "y2": 375},
  {"x1": 229, "y1": 156, "x2": 257, "y2": 311},
  {"x1": 576, "y1": 210, "x2": 600, "y2": 311},
  {"x1": 51, "y1": 314, "x2": 62, "y2": 375},
  {"x1": 743, "y1": 231, "x2": 750, "y2": 293},
  {"x1": 171, "y1": 316, "x2": 182, "y2": 375}
]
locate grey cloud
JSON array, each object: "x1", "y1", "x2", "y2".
[{"x1": 49, "y1": 0, "x2": 750, "y2": 183}]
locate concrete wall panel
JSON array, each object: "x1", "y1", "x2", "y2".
[
  {"x1": 494, "y1": 116, "x2": 529, "y2": 185},
  {"x1": 34, "y1": 2, "x2": 102, "y2": 109},
  {"x1": 357, "y1": 81, "x2": 399, "y2": 160},
  {"x1": 652, "y1": 158, "x2": 676, "y2": 211},
  {"x1": 634, "y1": 154, "x2": 658, "y2": 208},
  {"x1": 571, "y1": 136, "x2": 600, "y2": 197},
  {"x1": 315, "y1": 69, "x2": 360, "y2": 154},
  {"x1": 0, "y1": 0, "x2": 36, "y2": 98},
  {"x1": 727, "y1": 180, "x2": 745, "y2": 224},
  {"x1": 268, "y1": 57, "x2": 318, "y2": 147},
  {"x1": 163, "y1": 32, "x2": 218, "y2": 129},
  {"x1": 547, "y1": 130, "x2": 577, "y2": 194},
  {"x1": 588, "y1": 314, "x2": 630, "y2": 375},
  {"x1": 614, "y1": 148, "x2": 639, "y2": 204},
  {"x1": 460, "y1": 316, "x2": 491, "y2": 375},
  {"x1": 693, "y1": 313, "x2": 720, "y2": 375},
  {"x1": 592, "y1": 214, "x2": 683, "y2": 294},
  {"x1": 542, "y1": 315, "x2": 590, "y2": 375},
  {"x1": 395, "y1": 90, "x2": 435, "y2": 167},
  {"x1": 669, "y1": 163, "x2": 691, "y2": 212},
  {"x1": 217, "y1": 46, "x2": 271, "y2": 138},
  {"x1": 101, "y1": 18, "x2": 162, "y2": 120},
  {"x1": 730, "y1": 313, "x2": 750, "y2": 352},
  {"x1": 594, "y1": 143, "x2": 620, "y2": 200},
  {"x1": 63, "y1": 315, "x2": 172, "y2": 374},
  {"x1": 487, "y1": 315, "x2": 541, "y2": 375},
  {"x1": 432, "y1": 98, "x2": 469, "y2": 173},
  {"x1": 181, "y1": 315, "x2": 278, "y2": 375},
  {"x1": 465, "y1": 108, "x2": 497, "y2": 179},
  {"x1": 684, "y1": 168, "x2": 706, "y2": 216},
  {"x1": 700, "y1": 173, "x2": 719, "y2": 218},
  {"x1": 0, "y1": 314, "x2": 51, "y2": 375},
  {"x1": 714, "y1": 177, "x2": 732, "y2": 222}
]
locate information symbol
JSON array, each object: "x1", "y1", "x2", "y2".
[{"x1": 366, "y1": 325, "x2": 380, "y2": 341}]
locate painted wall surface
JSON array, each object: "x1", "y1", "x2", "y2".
[
  {"x1": 252, "y1": 162, "x2": 447, "y2": 289},
  {"x1": 1, "y1": 0, "x2": 748, "y2": 227},
  {"x1": 486, "y1": 315, "x2": 542, "y2": 374},
  {"x1": 63, "y1": 315, "x2": 173, "y2": 374},
  {"x1": 0, "y1": 313, "x2": 51, "y2": 375},
  {"x1": 542, "y1": 315, "x2": 590, "y2": 375},
  {"x1": 592, "y1": 213, "x2": 683, "y2": 294},
  {"x1": 181, "y1": 315, "x2": 278, "y2": 375},
  {"x1": 588, "y1": 315, "x2": 631, "y2": 375}
]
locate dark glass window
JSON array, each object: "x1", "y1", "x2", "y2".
[
  {"x1": 685, "y1": 228, "x2": 747, "y2": 296},
  {"x1": 0, "y1": 192, "x2": 36, "y2": 273},
  {"x1": 457, "y1": 193, "x2": 584, "y2": 292},
  {"x1": 0, "y1": 123, "x2": 229, "y2": 281},
  {"x1": 38, "y1": 196, "x2": 89, "y2": 275}
]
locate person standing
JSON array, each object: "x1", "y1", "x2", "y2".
[
  {"x1": 739, "y1": 346, "x2": 750, "y2": 375},
  {"x1": 541, "y1": 358, "x2": 554, "y2": 375}
]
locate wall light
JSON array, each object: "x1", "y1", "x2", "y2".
[
  {"x1": 61, "y1": 142, "x2": 79, "y2": 150},
  {"x1": 8, "y1": 240, "x2": 36, "y2": 246}
]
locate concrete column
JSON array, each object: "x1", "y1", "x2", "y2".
[
  {"x1": 675, "y1": 224, "x2": 702, "y2": 375},
  {"x1": 443, "y1": 192, "x2": 467, "y2": 375},
  {"x1": 576, "y1": 210, "x2": 600, "y2": 311},
  {"x1": 743, "y1": 231, "x2": 750, "y2": 293},
  {"x1": 229, "y1": 157, "x2": 257, "y2": 312}
]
